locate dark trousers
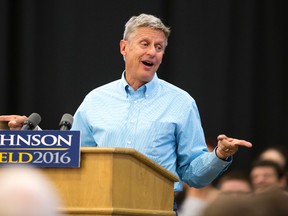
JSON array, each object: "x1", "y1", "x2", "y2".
[{"x1": 174, "y1": 199, "x2": 178, "y2": 216}]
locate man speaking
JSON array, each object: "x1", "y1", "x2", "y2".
[{"x1": 0, "y1": 13, "x2": 252, "y2": 196}]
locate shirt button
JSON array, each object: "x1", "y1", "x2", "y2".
[
  {"x1": 130, "y1": 120, "x2": 135, "y2": 123},
  {"x1": 134, "y1": 100, "x2": 137, "y2": 103},
  {"x1": 127, "y1": 141, "x2": 132, "y2": 145}
]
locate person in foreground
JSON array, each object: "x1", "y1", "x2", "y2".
[
  {"x1": 201, "y1": 188, "x2": 288, "y2": 216},
  {"x1": 0, "y1": 165, "x2": 61, "y2": 216},
  {"x1": 0, "y1": 14, "x2": 252, "y2": 194}
]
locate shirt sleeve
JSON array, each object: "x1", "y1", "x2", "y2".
[
  {"x1": 176, "y1": 100, "x2": 231, "y2": 188},
  {"x1": 72, "y1": 103, "x2": 97, "y2": 147}
]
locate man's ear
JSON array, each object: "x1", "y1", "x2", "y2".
[
  {"x1": 279, "y1": 176, "x2": 287, "y2": 189},
  {"x1": 120, "y1": 40, "x2": 127, "y2": 56}
]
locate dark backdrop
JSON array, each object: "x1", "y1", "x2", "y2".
[{"x1": 1, "y1": 0, "x2": 287, "y2": 172}]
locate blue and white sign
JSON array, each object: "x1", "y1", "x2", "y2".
[{"x1": 0, "y1": 130, "x2": 81, "y2": 167}]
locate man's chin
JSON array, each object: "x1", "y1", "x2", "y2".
[
  {"x1": 142, "y1": 69, "x2": 157, "y2": 79},
  {"x1": 141, "y1": 74, "x2": 155, "y2": 83}
]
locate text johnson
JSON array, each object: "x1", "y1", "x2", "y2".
[{"x1": 0, "y1": 134, "x2": 73, "y2": 147}]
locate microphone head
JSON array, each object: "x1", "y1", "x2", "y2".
[
  {"x1": 22, "y1": 113, "x2": 42, "y2": 130},
  {"x1": 59, "y1": 113, "x2": 73, "y2": 130}
]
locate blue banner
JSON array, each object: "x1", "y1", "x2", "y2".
[{"x1": 0, "y1": 130, "x2": 81, "y2": 167}]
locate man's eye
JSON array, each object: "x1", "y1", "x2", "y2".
[
  {"x1": 141, "y1": 42, "x2": 148, "y2": 47},
  {"x1": 156, "y1": 45, "x2": 163, "y2": 51}
]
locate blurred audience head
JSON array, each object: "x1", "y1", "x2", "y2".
[
  {"x1": 201, "y1": 188, "x2": 288, "y2": 216},
  {"x1": 0, "y1": 165, "x2": 60, "y2": 216},
  {"x1": 251, "y1": 188, "x2": 288, "y2": 216},
  {"x1": 217, "y1": 170, "x2": 252, "y2": 196},
  {"x1": 250, "y1": 159, "x2": 286, "y2": 194},
  {"x1": 258, "y1": 146, "x2": 288, "y2": 170}
]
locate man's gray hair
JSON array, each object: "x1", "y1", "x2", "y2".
[{"x1": 123, "y1": 13, "x2": 171, "y2": 47}]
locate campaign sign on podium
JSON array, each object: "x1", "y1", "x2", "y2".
[{"x1": 0, "y1": 130, "x2": 80, "y2": 167}]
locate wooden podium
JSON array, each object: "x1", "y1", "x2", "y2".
[{"x1": 43, "y1": 147, "x2": 179, "y2": 216}]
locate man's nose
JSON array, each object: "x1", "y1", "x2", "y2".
[
  {"x1": 255, "y1": 176, "x2": 266, "y2": 184},
  {"x1": 146, "y1": 45, "x2": 157, "y2": 56}
]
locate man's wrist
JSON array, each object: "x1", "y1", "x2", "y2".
[{"x1": 215, "y1": 147, "x2": 230, "y2": 161}]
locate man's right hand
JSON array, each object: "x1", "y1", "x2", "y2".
[{"x1": 0, "y1": 115, "x2": 28, "y2": 130}]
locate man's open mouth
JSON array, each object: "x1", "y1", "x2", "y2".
[{"x1": 142, "y1": 61, "x2": 154, "y2": 67}]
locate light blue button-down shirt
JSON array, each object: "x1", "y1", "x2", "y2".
[{"x1": 72, "y1": 72, "x2": 230, "y2": 191}]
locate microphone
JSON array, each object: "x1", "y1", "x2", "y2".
[
  {"x1": 21, "y1": 113, "x2": 42, "y2": 130},
  {"x1": 59, "y1": 113, "x2": 73, "y2": 130}
]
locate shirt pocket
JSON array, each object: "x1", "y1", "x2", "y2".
[{"x1": 140, "y1": 121, "x2": 176, "y2": 160}]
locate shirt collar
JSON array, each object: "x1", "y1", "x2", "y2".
[{"x1": 119, "y1": 71, "x2": 159, "y2": 98}]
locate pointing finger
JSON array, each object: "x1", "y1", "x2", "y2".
[{"x1": 234, "y1": 139, "x2": 253, "y2": 148}]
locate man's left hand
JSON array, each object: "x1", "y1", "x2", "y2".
[{"x1": 216, "y1": 134, "x2": 252, "y2": 159}]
